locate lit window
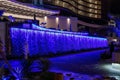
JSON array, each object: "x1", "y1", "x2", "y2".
[
  {"x1": 89, "y1": 9, "x2": 93, "y2": 12},
  {"x1": 89, "y1": 0, "x2": 92, "y2": 2},
  {"x1": 55, "y1": 0, "x2": 59, "y2": 4},
  {"x1": 95, "y1": 10, "x2": 98, "y2": 13},
  {"x1": 95, "y1": 6, "x2": 98, "y2": 9},
  {"x1": 63, "y1": 2, "x2": 65, "y2": 7},
  {"x1": 89, "y1": 14, "x2": 93, "y2": 17},
  {"x1": 95, "y1": 1, "x2": 98, "y2": 4},
  {"x1": 89, "y1": 4, "x2": 93, "y2": 7},
  {"x1": 95, "y1": 15, "x2": 98, "y2": 18}
]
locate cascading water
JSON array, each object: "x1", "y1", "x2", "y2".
[{"x1": 10, "y1": 25, "x2": 108, "y2": 57}]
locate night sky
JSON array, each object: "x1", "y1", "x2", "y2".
[{"x1": 110, "y1": 0, "x2": 120, "y2": 15}]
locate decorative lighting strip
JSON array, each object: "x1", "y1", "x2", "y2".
[
  {"x1": 10, "y1": 24, "x2": 108, "y2": 57},
  {"x1": 32, "y1": 24, "x2": 89, "y2": 36},
  {"x1": 3, "y1": 12, "x2": 34, "y2": 19}
]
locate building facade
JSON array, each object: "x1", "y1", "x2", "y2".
[
  {"x1": 17, "y1": 0, "x2": 43, "y2": 5},
  {"x1": 16, "y1": 0, "x2": 111, "y2": 25},
  {"x1": 17, "y1": 0, "x2": 102, "y2": 19},
  {"x1": 43, "y1": 0, "x2": 102, "y2": 19}
]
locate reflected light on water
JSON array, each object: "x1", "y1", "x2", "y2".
[
  {"x1": 112, "y1": 63, "x2": 120, "y2": 70},
  {"x1": 102, "y1": 63, "x2": 120, "y2": 73}
]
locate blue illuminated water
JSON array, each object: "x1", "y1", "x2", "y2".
[
  {"x1": 10, "y1": 25, "x2": 108, "y2": 57},
  {"x1": 1, "y1": 49, "x2": 120, "y2": 79}
]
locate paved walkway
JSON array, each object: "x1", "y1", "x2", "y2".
[{"x1": 48, "y1": 49, "x2": 120, "y2": 76}]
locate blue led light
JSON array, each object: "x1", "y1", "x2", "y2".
[
  {"x1": 115, "y1": 19, "x2": 120, "y2": 37},
  {"x1": 32, "y1": 24, "x2": 89, "y2": 36},
  {"x1": 10, "y1": 24, "x2": 108, "y2": 56}
]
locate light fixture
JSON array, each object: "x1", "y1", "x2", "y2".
[
  {"x1": 67, "y1": 18, "x2": 70, "y2": 24},
  {"x1": 112, "y1": 39, "x2": 117, "y2": 42},
  {"x1": 56, "y1": 17, "x2": 59, "y2": 24},
  {"x1": 112, "y1": 63, "x2": 120, "y2": 70},
  {"x1": 44, "y1": 16, "x2": 47, "y2": 22}
]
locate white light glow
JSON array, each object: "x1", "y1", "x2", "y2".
[
  {"x1": 44, "y1": 16, "x2": 47, "y2": 22},
  {"x1": 3, "y1": 12, "x2": 41, "y2": 20},
  {"x1": 67, "y1": 18, "x2": 70, "y2": 24},
  {"x1": 56, "y1": 17, "x2": 59, "y2": 24},
  {"x1": 3, "y1": 12, "x2": 33, "y2": 19},
  {"x1": 112, "y1": 39, "x2": 117, "y2": 42},
  {"x1": 102, "y1": 64, "x2": 120, "y2": 73},
  {"x1": 112, "y1": 63, "x2": 120, "y2": 70}
]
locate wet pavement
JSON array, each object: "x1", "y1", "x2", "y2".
[{"x1": 49, "y1": 49, "x2": 120, "y2": 76}]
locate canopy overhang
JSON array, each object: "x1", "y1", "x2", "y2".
[{"x1": 0, "y1": 0, "x2": 59, "y2": 19}]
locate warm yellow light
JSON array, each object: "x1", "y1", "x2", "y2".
[
  {"x1": 95, "y1": 10, "x2": 98, "y2": 13},
  {"x1": 89, "y1": 4, "x2": 92, "y2": 7},
  {"x1": 89, "y1": 0, "x2": 92, "y2": 2},
  {"x1": 3, "y1": 12, "x2": 41, "y2": 20},
  {"x1": 3, "y1": 12, "x2": 33, "y2": 19},
  {"x1": 67, "y1": 18, "x2": 70, "y2": 24},
  {"x1": 89, "y1": 9, "x2": 92, "y2": 12},
  {"x1": 89, "y1": 14, "x2": 92, "y2": 17},
  {"x1": 56, "y1": 17, "x2": 59, "y2": 24},
  {"x1": 95, "y1": 1, "x2": 98, "y2": 4},
  {"x1": 95, "y1": 6, "x2": 98, "y2": 9},
  {"x1": 0, "y1": 0, "x2": 59, "y2": 16},
  {"x1": 44, "y1": 16, "x2": 47, "y2": 22},
  {"x1": 95, "y1": 15, "x2": 98, "y2": 18}
]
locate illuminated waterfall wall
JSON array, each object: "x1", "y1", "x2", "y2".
[
  {"x1": 115, "y1": 19, "x2": 120, "y2": 37},
  {"x1": 10, "y1": 24, "x2": 108, "y2": 57}
]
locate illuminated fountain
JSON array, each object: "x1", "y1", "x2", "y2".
[{"x1": 10, "y1": 24, "x2": 108, "y2": 57}]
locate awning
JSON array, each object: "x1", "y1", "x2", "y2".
[{"x1": 0, "y1": 0, "x2": 59, "y2": 19}]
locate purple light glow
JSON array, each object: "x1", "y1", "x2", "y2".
[
  {"x1": 32, "y1": 24, "x2": 89, "y2": 36},
  {"x1": 10, "y1": 24, "x2": 108, "y2": 57}
]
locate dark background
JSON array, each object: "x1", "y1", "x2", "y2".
[{"x1": 110, "y1": 0, "x2": 120, "y2": 15}]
